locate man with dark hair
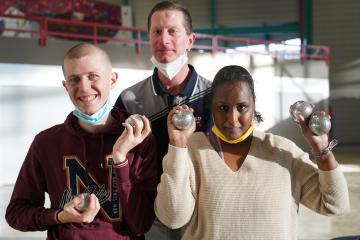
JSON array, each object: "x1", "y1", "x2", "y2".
[
  {"x1": 115, "y1": 1, "x2": 212, "y2": 239},
  {"x1": 6, "y1": 43, "x2": 158, "y2": 240}
]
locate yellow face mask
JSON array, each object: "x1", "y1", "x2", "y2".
[{"x1": 211, "y1": 125, "x2": 254, "y2": 144}]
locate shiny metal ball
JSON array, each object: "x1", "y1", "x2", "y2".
[
  {"x1": 171, "y1": 109, "x2": 195, "y2": 130},
  {"x1": 308, "y1": 111, "x2": 331, "y2": 136},
  {"x1": 76, "y1": 193, "x2": 90, "y2": 212},
  {"x1": 289, "y1": 100, "x2": 313, "y2": 122},
  {"x1": 125, "y1": 114, "x2": 144, "y2": 131}
]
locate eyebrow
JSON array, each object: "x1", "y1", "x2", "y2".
[
  {"x1": 67, "y1": 72, "x2": 96, "y2": 78},
  {"x1": 67, "y1": 74, "x2": 80, "y2": 79},
  {"x1": 215, "y1": 100, "x2": 248, "y2": 105},
  {"x1": 152, "y1": 25, "x2": 180, "y2": 29}
]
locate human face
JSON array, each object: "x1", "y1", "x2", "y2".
[
  {"x1": 62, "y1": 53, "x2": 117, "y2": 115},
  {"x1": 212, "y1": 81, "x2": 255, "y2": 140},
  {"x1": 149, "y1": 10, "x2": 195, "y2": 63}
]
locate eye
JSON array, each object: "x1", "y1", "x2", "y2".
[
  {"x1": 68, "y1": 76, "x2": 80, "y2": 85},
  {"x1": 218, "y1": 105, "x2": 229, "y2": 112},
  {"x1": 168, "y1": 28, "x2": 176, "y2": 35},
  {"x1": 153, "y1": 29, "x2": 162, "y2": 36},
  {"x1": 88, "y1": 73, "x2": 99, "y2": 81},
  {"x1": 237, "y1": 105, "x2": 247, "y2": 112}
]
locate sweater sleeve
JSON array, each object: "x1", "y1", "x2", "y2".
[
  {"x1": 5, "y1": 138, "x2": 59, "y2": 231},
  {"x1": 114, "y1": 134, "x2": 158, "y2": 236},
  {"x1": 154, "y1": 144, "x2": 196, "y2": 229},
  {"x1": 294, "y1": 152, "x2": 350, "y2": 216}
]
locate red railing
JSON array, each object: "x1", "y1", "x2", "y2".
[{"x1": 0, "y1": 14, "x2": 330, "y2": 65}]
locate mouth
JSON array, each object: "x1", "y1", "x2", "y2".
[
  {"x1": 157, "y1": 48, "x2": 174, "y2": 53},
  {"x1": 223, "y1": 124, "x2": 242, "y2": 131},
  {"x1": 78, "y1": 94, "x2": 97, "y2": 103},
  {"x1": 222, "y1": 126, "x2": 242, "y2": 137}
]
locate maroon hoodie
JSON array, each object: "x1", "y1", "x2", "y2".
[{"x1": 6, "y1": 108, "x2": 158, "y2": 240}]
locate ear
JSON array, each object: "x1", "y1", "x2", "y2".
[
  {"x1": 187, "y1": 33, "x2": 196, "y2": 50},
  {"x1": 110, "y1": 72, "x2": 118, "y2": 89},
  {"x1": 62, "y1": 80, "x2": 68, "y2": 91}
]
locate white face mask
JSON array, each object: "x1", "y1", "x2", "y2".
[{"x1": 150, "y1": 53, "x2": 188, "y2": 80}]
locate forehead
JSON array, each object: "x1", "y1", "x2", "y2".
[
  {"x1": 63, "y1": 53, "x2": 108, "y2": 76},
  {"x1": 150, "y1": 10, "x2": 185, "y2": 28},
  {"x1": 213, "y1": 81, "x2": 252, "y2": 101}
]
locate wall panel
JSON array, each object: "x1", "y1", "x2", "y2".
[
  {"x1": 131, "y1": 0, "x2": 210, "y2": 29},
  {"x1": 313, "y1": 0, "x2": 360, "y2": 66},
  {"x1": 216, "y1": 0, "x2": 298, "y2": 26}
]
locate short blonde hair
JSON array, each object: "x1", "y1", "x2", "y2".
[{"x1": 62, "y1": 43, "x2": 112, "y2": 74}]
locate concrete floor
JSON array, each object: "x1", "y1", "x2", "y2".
[{"x1": 0, "y1": 151, "x2": 359, "y2": 240}]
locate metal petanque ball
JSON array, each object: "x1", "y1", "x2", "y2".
[
  {"x1": 289, "y1": 100, "x2": 313, "y2": 122},
  {"x1": 308, "y1": 111, "x2": 331, "y2": 136},
  {"x1": 125, "y1": 114, "x2": 144, "y2": 131},
  {"x1": 76, "y1": 193, "x2": 90, "y2": 212},
  {"x1": 172, "y1": 109, "x2": 195, "y2": 130}
]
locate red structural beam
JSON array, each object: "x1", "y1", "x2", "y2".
[{"x1": 0, "y1": 14, "x2": 330, "y2": 65}]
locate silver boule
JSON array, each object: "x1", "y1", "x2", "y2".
[
  {"x1": 76, "y1": 193, "x2": 90, "y2": 212},
  {"x1": 171, "y1": 109, "x2": 195, "y2": 130},
  {"x1": 308, "y1": 111, "x2": 331, "y2": 136},
  {"x1": 125, "y1": 114, "x2": 144, "y2": 131},
  {"x1": 289, "y1": 100, "x2": 313, "y2": 122}
]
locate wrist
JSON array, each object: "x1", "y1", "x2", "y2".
[
  {"x1": 56, "y1": 210, "x2": 64, "y2": 224},
  {"x1": 311, "y1": 143, "x2": 329, "y2": 153},
  {"x1": 312, "y1": 139, "x2": 338, "y2": 158},
  {"x1": 169, "y1": 138, "x2": 187, "y2": 148},
  {"x1": 112, "y1": 152, "x2": 128, "y2": 168},
  {"x1": 112, "y1": 152, "x2": 127, "y2": 164},
  {"x1": 113, "y1": 158, "x2": 128, "y2": 168}
]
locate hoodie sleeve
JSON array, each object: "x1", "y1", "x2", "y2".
[
  {"x1": 114, "y1": 134, "x2": 158, "y2": 236},
  {"x1": 5, "y1": 136, "x2": 59, "y2": 231}
]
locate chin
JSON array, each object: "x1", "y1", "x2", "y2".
[
  {"x1": 78, "y1": 103, "x2": 100, "y2": 114},
  {"x1": 79, "y1": 107, "x2": 97, "y2": 115},
  {"x1": 223, "y1": 133, "x2": 238, "y2": 140},
  {"x1": 157, "y1": 55, "x2": 175, "y2": 63},
  {"x1": 229, "y1": 136, "x2": 240, "y2": 141},
  {"x1": 226, "y1": 130, "x2": 243, "y2": 140}
]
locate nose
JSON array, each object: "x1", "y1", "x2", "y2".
[
  {"x1": 78, "y1": 76, "x2": 91, "y2": 90},
  {"x1": 227, "y1": 109, "x2": 240, "y2": 127},
  {"x1": 160, "y1": 31, "x2": 170, "y2": 45}
]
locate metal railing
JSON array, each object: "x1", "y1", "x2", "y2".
[{"x1": 0, "y1": 14, "x2": 330, "y2": 65}]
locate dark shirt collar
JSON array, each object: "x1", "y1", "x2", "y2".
[{"x1": 151, "y1": 64, "x2": 198, "y2": 97}]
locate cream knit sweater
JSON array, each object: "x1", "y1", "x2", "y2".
[{"x1": 155, "y1": 130, "x2": 350, "y2": 240}]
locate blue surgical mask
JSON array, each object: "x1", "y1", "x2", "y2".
[{"x1": 73, "y1": 100, "x2": 112, "y2": 125}]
